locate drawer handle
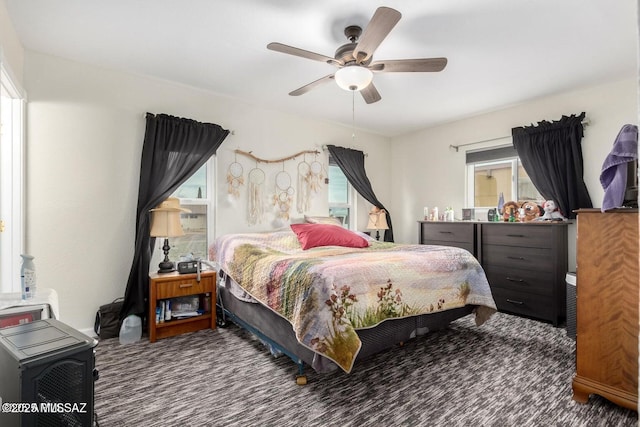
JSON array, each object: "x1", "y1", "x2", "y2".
[
  {"x1": 506, "y1": 298, "x2": 524, "y2": 305},
  {"x1": 506, "y1": 256, "x2": 525, "y2": 260},
  {"x1": 506, "y1": 277, "x2": 525, "y2": 283},
  {"x1": 506, "y1": 234, "x2": 525, "y2": 238},
  {"x1": 438, "y1": 231, "x2": 453, "y2": 234},
  {"x1": 179, "y1": 283, "x2": 194, "y2": 288}
]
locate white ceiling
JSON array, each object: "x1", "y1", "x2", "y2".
[{"x1": 5, "y1": 0, "x2": 638, "y2": 137}]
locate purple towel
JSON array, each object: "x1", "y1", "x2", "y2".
[{"x1": 600, "y1": 124, "x2": 638, "y2": 211}]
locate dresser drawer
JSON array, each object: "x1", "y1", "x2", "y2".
[
  {"x1": 481, "y1": 224, "x2": 552, "y2": 248},
  {"x1": 483, "y1": 264, "x2": 554, "y2": 296},
  {"x1": 491, "y1": 287, "x2": 554, "y2": 320},
  {"x1": 421, "y1": 222, "x2": 475, "y2": 243},
  {"x1": 155, "y1": 276, "x2": 212, "y2": 299},
  {"x1": 481, "y1": 245, "x2": 553, "y2": 271}
]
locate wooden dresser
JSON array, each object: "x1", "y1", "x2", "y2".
[
  {"x1": 419, "y1": 220, "x2": 569, "y2": 325},
  {"x1": 479, "y1": 222, "x2": 568, "y2": 326},
  {"x1": 572, "y1": 209, "x2": 638, "y2": 411}
]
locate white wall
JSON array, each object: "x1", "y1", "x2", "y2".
[
  {"x1": 0, "y1": 0, "x2": 23, "y2": 87},
  {"x1": 390, "y1": 77, "x2": 639, "y2": 270},
  {"x1": 23, "y1": 51, "x2": 391, "y2": 333}
]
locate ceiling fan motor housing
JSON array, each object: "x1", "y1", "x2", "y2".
[
  {"x1": 334, "y1": 26, "x2": 372, "y2": 66},
  {"x1": 344, "y1": 25, "x2": 362, "y2": 42}
]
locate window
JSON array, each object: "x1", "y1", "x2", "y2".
[
  {"x1": 168, "y1": 158, "x2": 214, "y2": 261},
  {"x1": 328, "y1": 157, "x2": 353, "y2": 229},
  {"x1": 0, "y1": 64, "x2": 25, "y2": 293},
  {"x1": 466, "y1": 145, "x2": 543, "y2": 209}
]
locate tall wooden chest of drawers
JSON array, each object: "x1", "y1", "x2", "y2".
[
  {"x1": 419, "y1": 220, "x2": 569, "y2": 325},
  {"x1": 571, "y1": 209, "x2": 638, "y2": 410}
]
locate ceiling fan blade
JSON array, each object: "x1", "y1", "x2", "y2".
[
  {"x1": 360, "y1": 82, "x2": 382, "y2": 104},
  {"x1": 289, "y1": 74, "x2": 335, "y2": 96},
  {"x1": 370, "y1": 57, "x2": 448, "y2": 73},
  {"x1": 354, "y1": 7, "x2": 402, "y2": 64},
  {"x1": 267, "y1": 42, "x2": 341, "y2": 65}
]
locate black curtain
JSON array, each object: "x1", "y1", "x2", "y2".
[
  {"x1": 326, "y1": 145, "x2": 394, "y2": 242},
  {"x1": 511, "y1": 112, "x2": 592, "y2": 219},
  {"x1": 121, "y1": 113, "x2": 230, "y2": 320}
]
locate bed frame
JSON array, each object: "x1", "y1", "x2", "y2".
[{"x1": 216, "y1": 272, "x2": 474, "y2": 384}]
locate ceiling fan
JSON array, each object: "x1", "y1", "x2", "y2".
[{"x1": 267, "y1": 6, "x2": 447, "y2": 104}]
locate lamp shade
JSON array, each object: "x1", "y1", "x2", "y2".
[
  {"x1": 149, "y1": 197, "x2": 190, "y2": 238},
  {"x1": 335, "y1": 65, "x2": 373, "y2": 91},
  {"x1": 150, "y1": 197, "x2": 191, "y2": 213},
  {"x1": 367, "y1": 208, "x2": 389, "y2": 230},
  {"x1": 150, "y1": 211, "x2": 185, "y2": 238}
]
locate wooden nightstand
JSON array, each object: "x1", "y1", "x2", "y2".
[{"x1": 148, "y1": 270, "x2": 216, "y2": 342}]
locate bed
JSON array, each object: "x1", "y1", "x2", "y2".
[{"x1": 209, "y1": 223, "x2": 496, "y2": 382}]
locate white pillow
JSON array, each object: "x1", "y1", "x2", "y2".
[{"x1": 304, "y1": 215, "x2": 343, "y2": 226}]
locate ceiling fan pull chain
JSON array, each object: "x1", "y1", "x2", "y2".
[{"x1": 352, "y1": 90, "x2": 356, "y2": 141}]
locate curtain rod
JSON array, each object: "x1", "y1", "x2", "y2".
[
  {"x1": 321, "y1": 144, "x2": 368, "y2": 157},
  {"x1": 141, "y1": 112, "x2": 235, "y2": 135},
  {"x1": 449, "y1": 118, "x2": 590, "y2": 152}
]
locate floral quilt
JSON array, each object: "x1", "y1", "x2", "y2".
[{"x1": 209, "y1": 229, "x2": 496, "y2": 373}]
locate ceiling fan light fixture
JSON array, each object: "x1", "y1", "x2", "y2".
[{"x1": 334, "y1": 65, "x2": 373, "y2": 91}]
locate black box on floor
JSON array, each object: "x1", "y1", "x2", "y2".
[{"x1": 0, "y1": 319, "x2": 98, "y2": 427}]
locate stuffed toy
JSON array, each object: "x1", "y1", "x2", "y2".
[
  {"x1": 502, "y1": 201, "x2": 519, "y2": 221},
  {"x1": 536, "y1": 200, "x2": 565, "y2": 221},
  {"x1": 521, "y1": 201, "x2": 540, "y2": 222}
]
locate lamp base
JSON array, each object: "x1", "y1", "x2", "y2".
[
  {"x1": 157, "y1": 238, "x2": 175, "y2": 273},
  {"x1": 157, "y1": 261, "x2": 175, "y2": 274}
]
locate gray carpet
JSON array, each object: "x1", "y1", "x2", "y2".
[{"x1": 94, "y1": 312, "x2": 637, "y2": 426}]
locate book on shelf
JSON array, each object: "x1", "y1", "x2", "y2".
[
  {"x1": 157, "y1": 300, "x2": 165, "y2": 323},
  {"x1": 157, "y1": 297, "x2": 206, "y2": 322},
  {"x1": 171, "y1": 310, "x2": 204, "y2": 319}
]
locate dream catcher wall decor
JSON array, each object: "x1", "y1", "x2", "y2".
[
  {"x1": 233, "y1": 148, "x2": 323, "y2": 226},
  {"x1": 226, "y1": 153, "x2": 244, "y2": 199},
  {"x1": 273, "y1": 163, "x2": 294, "y2": 221},
  {"x1": 247, "y1": 162, "x2": 266, "y2": 225},
  {"x1": 296, "y1": 153, "x2": 324, "y2": 213},
  {"x1": 297, "y1": 156, "x2": 311, "y2": 213},
  {"x1": 308, "y1": 156, "x2": 324, "y2": 192}
]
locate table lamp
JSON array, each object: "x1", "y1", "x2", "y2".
[
  {"x1": 150, "y1": 197, "x2": 190, "y2": 273},
  {"x1": 367, "y1": 207, "x2": 389, "y2": 241}
]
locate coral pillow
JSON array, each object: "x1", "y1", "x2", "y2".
[{"x1": 290, "y1": 223, "x2": 369, "y2": 250}]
